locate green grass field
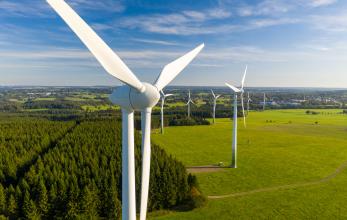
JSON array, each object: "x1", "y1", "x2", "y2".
[
  {"x1": 81, "y1": 104, "x2": 119, "y2": 111},
  {"x1": 34, "y1": 97, "x2": 56, "y2": 101},
  {"x1": 150, "y1": 109, "x2": 347, "y2": 219},
  {"x1": 166, "y1": 101, "x2": 187, "y2": 107}
]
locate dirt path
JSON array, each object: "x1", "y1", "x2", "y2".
[
  {"x1": 208, "y1": 160, "x2": 347, "y2": 199},
  {"x1": 187, "y1": 165, "x2": 225, "y2": 173}
]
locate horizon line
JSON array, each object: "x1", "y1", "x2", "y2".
[{"x1": 1, "y1": 85, "x2": 347, "y2": 90}]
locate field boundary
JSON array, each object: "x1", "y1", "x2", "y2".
[{"x1": 208, "y1": 160, "x2": 347, "y2": 199}]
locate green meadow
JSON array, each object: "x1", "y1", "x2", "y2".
[
  {"x1": 81, "y1": 104, "x2": 119, "y2": 111},
  {"x1": 151, "y1": 110, "x2": 347, "y2": 219}
]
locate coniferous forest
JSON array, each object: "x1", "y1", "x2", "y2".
[{"x1": 0, "y1": 114, "x2": 200, "y2": 219}]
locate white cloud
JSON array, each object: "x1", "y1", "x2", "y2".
[
  {"x1": 236, "y1": 0, "x2": 338, "y2": 17},
  {"x1": 3, "y1": 41, "x2": 346, "y2": 71},
  {"x1": 120, "y1": 8, "x2": 298, "y2": 36},
  {"x1": 0, "y1": 0, "x2": 124, "y2": 18},
  {"x1": 131, "y1": 38, "x2": 180, "y2": 46},
  {"x1": 308, "y1": 0, "x2": 337, "y2": 7},
  {"x1": 0, "y1": 1, "x2": 50, "y2": 17},
  {"x1": 237, "y1": 0, "x2": 292, "y2": 17},
  {"x1": 68, "y1": 0, "x2": 125, "y2": 13},
  {"x1": 310, "y1": 13, "x2": 347, "y2": 32}
]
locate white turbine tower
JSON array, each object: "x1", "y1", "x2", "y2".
[
  {"x1": 225, "y1": 66, "x2": 247, "y2": 168},
  {"x1": 263, "y1": 93, "x2": 266, "y2": 111},
  {"x1": 186, "y1": 90, "x2": 195, "y2": 118},
  {"x1": 160, "y1": 91, "x2": 173, "y2": 134},
  {"x1": 211, "y1": 89, "x2": 221, "y2": 124},
  {"x1": 46, "y1": 1, "x2": 204, "y2": 220}
]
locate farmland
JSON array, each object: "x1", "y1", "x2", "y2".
[
  {"x1": 1, "y1": 87, "x2": 347, "y2": 219},
  {"x1": 151, "y1": 110, "x2": 347, "y2": 219}
]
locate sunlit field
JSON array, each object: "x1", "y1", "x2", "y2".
[{"x1": 151, "y1": 110, "x2": 347, "y2": 219}]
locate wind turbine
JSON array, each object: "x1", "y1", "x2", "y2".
[
  {"x1": 46, "y1": 1, "x2": 204, "y2": 220},
  {"x1": 186, "y1": 90, "x2": 195, "y2": 118},
  {"x1": 225, "y1": 66, "x2": 247, "y2": 168},
  {"x1": 160, "y1": 91, "x2": 173, "y2": 134},
  {"x1": 247, "y1": 92, "x2": 252, "y2": 115},
  {"x1": 211, "y1": 89, "x2": 221, "y2": 124},
  {"x1": 263, "y1": 93, "x2": 266, "y2": 111}
]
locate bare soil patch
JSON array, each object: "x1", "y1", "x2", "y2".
[{"x1": 187, "y1": 165, "x2": 225, "y2": 173}]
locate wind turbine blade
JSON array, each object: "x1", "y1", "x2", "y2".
[
  {"x1": 241, "y1": 93, "x2": 246, "y2": 128},
  {"x1": 225, "y1": 83, "x2": 241, "y2": 93},
  {"x1": 46, "y1": 0, "x2": 144, "y2": 92},
  {"x1": 216, "y1": 95, "x2": 222, "y2": 99},
  {"x1": 241, "y1": 65, "x2": 247, "y2": 90},
  {"x1": 154, "y1": 44, "x2": 204, "y2": 90},
  {"x1": 140, "y1": 109, "x2": 152, "y2": 220},
  {"x1": 211, "y1": 89, "x2": 216, "y2": 98},
  {"x1": 165, "y1": 94, "x2": 174, "y2": 97}
]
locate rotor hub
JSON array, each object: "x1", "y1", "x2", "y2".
[{"x1": 109, "y1": 83, "x2": 160, "y2": 111}]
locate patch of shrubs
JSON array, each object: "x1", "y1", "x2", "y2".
[
  {"x1": 306, "y1": 110, "x2": 319, "y2": 115},
  {"x1": 169, "y1": 115, "x2": 210, "y2": 126},
  {"x1": 173, "y1": 174, "x2": 207, "y2": 211}
]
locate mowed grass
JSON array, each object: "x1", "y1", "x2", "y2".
[
  {"x1": 150, "y1": 109, "x2": 347, "y2": 219},
  {"x1": 152, "y1": 171, "x2": 347, "y2": 219}
]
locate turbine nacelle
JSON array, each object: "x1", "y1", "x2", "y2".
[{"x1": 110, "y1": 83, "x2": 160, "y2": 111}]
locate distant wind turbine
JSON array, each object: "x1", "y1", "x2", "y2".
[
  {"x1": 211, "y1": 89, "x2": 221, "y2": 124},
  {"x1": 46, "y1": 1, "x2": 204, "y2": 220},
  {"x1": 186, "y1": 90, "x2": 195, "y2": 118},
  {"x1": 225, "y1": 66, "x2": 247, "y2": 168},
  {"x1": 160, "y1": 91, "x2": 173, "y2": 134},
  {"x1": 263, "y1": 93, "x2": 266, "y2": 111},
  {"x1": 247, "y1": 92, "x2": 252, "y2": 115}
]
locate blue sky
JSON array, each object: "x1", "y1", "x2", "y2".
[{"x1": 0, "y1": 0, "x2": 347, "y2": 87}]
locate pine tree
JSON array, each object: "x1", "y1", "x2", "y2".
[
  {"x1": 105, "y1": 184, "x2": 121, "y2": 220},
  {"x1": 48, "y1": 184, "x2": 57, "y2": 215},
  {"x1": 80, "y1": 186, "x2": 98, "y2": 218},
  {"x1": 15, "y1": 185, "x2": 22, "y2": 210},
  {"x1": 0, "y1": 184, "x2": 5, "y2": 214},
  {"x1": 23, "y1": 191, "x2": 39, "y2": 220},
  {"x1": 7, "y1": 194, "x2": 17, "y2": 218},
  {"x1": 37, "y1": 180, "x2": 48, "y2": 217},
  {"x1": 65, "y1": 199, "x2": 78, "y2": 220}
]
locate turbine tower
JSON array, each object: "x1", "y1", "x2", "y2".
[
  {"x1": 186, "y1": 90, "x2": 195, "y2": 118},
  {"x1": 225, "y1": 66, "x2": 247, "y2": 168},
  {"x1": 160, "y1": 91, "x2": 173, "y2": 134},
  {"x1": 263, "y1": 93, "x2": 266, "y2": 111},
  {"x1": 211, "y1": 89, "x2": 221, "y2": 124},
  {"x1": 46, "y1": 1, "x2": 204, "y2": 220}
]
